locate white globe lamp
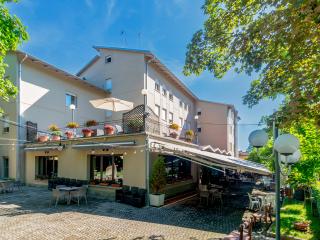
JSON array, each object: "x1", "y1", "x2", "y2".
[
  {"x1": 141, "y1": 89, "x2": 148, "y2": 96},
  {"x1": 280, "y1": 149, "x2": 301, "y2": 165},
  {"x1": 248, "y1": 129, "x2": 268, "y2": 148},
  {"x1": 274, "y1": 134, "x2": 299, "y2": 156}
]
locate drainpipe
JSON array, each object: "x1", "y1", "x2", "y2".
[{"x1": 16, "y1": 53, "x2": 28, "y2": 181}]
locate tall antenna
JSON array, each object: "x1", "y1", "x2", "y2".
[
  {"x1": 138, "y1": 32, "x2": 142, "y2": 48},
  {"x1": 120, "y1": 30, "x2": 127, "y2": 47}
]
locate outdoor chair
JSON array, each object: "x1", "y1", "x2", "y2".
[
  {"x1": 252, "y1": 203, "x2": 273, "y2": 226},
  {"x1": 199, "y1": 185, "x2": 210, "y2": 206},
  {"x1": 50, "y1": 189, "x2": 69, "y2": 207},
  {"x1": 248, "y1": 193, "x2": 260, "y2": 211},
  {"x1": 70, "y1": 187, "x2": 88, "y2": 206},
  {"x1": 13, "y1": 181, "x2": 23, "y2": 192},
  {"x1": 211, "y1": 190, "x2": 223, "y2": 206},
  {"x1": 3, "y1": 181, "x2": 14, "y2": 193}
]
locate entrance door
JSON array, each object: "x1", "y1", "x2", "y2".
[{"x1": 3, "y1": 157, "x2": 9, "y2": 178}]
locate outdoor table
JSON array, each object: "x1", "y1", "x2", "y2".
[{"x1": 58, "y1": 187, "x2": 81, "y2": 205}]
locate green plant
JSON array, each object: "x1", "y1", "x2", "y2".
[
  {"x1": 85, "y1": 120, "x2": 98, "y2": 127},
  {"x1": 169, "y1": 123, "x2": 179, "y2": 130},
  {"x1": 66, "y1": 122, "x2": 79, "y2": 129},
  {"x1": 185, "y1": 129, "x2": 194, "y2": 137},
  {"x1": 150, "y1": 156, "x2": 167, "y2": 194},
  {"x1": 48, "y1": 124, "x2": 60, "y2": 132},
  {"x1": 51, "y1": 131, "x2": 62, "y2": 136},
  {"x1": 127, "y1": 119, "x2": 143, "y2": 130}
]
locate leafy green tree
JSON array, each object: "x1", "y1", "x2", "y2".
[
  {"x1": 150, "y1": 156, "x2": 167, "y2": 194},
  {"x1": 184, "y1": 0, "x2": 320, "y2": 127},
  {"x1": 0, "y1": 0, "x2": 28, "y2": 114}
]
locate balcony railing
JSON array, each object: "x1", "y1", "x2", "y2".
[{"x1": 26, "y1": 105, "x2": 196, "y2": 143}]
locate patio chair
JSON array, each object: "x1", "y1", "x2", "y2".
[
  {"x1": 50, "y1": 189, "x2": 69, "y2": 207},
  {"x1": 0, "y1": 183, "x2": 5, "y2": 193},
  {"x1": 252, "y1": 203, "x2": 273, "y2": 225},
  {"x1": 3, "y1": 181, "x2": 14, "y2": 193},
  {"x1": 13, "y1": 181, "x2": 23, "y2": 192},
  {"x1": 211, "y1": 190, "x2": 223, "y2": 206},
  {"x1": 70, "y1": 187, "x2": 88, "y2": 206},
  {"x1": 248, "y1": 193, "x2": 260, "y2": 211},
  {"x1": 199, "y1": 185, "x2": 210, "y2": 206}
]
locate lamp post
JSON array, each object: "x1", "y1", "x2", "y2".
[
  {"x1": 194, "y1": 115, "x2": 199, "y2": 144},
  {"x1": 69, "y1": 104, "x2": 76, "y2": 122},
  {"x1": 249, "y1": 122, "x2": 300, "y2": 240}
]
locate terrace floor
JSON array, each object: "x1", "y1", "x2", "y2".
[{"x1": 0, "y1": 186, "x2": 273, "y2": 240}]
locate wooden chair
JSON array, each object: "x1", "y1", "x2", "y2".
[{"x1": 252, "y1": 202, "x2": 273, "y2": 225}]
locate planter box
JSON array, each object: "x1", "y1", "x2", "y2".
[{"x1": 149, "y1": 193, "x2": 165, "y2": 207}]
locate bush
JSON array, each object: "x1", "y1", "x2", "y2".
[{"x1": 150, "y1": 156, "x2": 167, "y2": 194}]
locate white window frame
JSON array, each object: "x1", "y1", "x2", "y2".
[
  {"x1": 179, "y1": 101, "x2": 183, "y2": 108},
  {"x1": 169, "y1": 93, "x2": 173, "y2": 101},
  {"x1": 179, "y1": 117, "x2": 184, "y2": 128},
  {"x1": 105, "y1": 55, "x2": 112, "y2": 64},
  {"x1": 168, "y1": 112, "x2": 173, "y2": 123},
  {"x1": 155, "y1": 82, "x2": 160, "y2": 92},
  {"x1": 66, "y1": 93, "x2": 77, "y2": 108},
  {"x1": 104, "y1": 78, "x2": 112, "y2": 92},
  {"x1": 162, "y1": 108, "x2": 167, "y2": 121},
  {"x1": 155, "y1": 104, "x2": 160, "y2": 116}
]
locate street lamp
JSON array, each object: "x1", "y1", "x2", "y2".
[
  {"x1": 69, "y1": 104, "x2": 76, "y2": 122},
  {"x1": 249, "y1": 128, "x2": 300, "y2": 240}
]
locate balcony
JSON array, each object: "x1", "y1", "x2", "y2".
[{"x1": 26, "y1": 105, "x2": 196, "y2": 144}]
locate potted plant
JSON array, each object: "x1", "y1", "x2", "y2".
[
  {"x1": 104, "y1": 124, "x2": 114, "y2": 135},
  {"x1": 127, "y1": 119, "x2": 144, "y2": 133},
  {"x1": 169, "y1": 123, "x2": 179, "y2": 139},
  {"x1": 48, "y1": 124, "x2": 61, "y2": 141},
  {"x1": 38, "y1": 135, "x2": 49, "y2": 142},
  {"x1": 294, "y1": 221, "x2": 310, "y2": 231},
  {"x1": 65, "y1": 130, "x2": 74, "y2": 139},
  {"x1": 149, "y1": 156, "x2": 167, "y2": 207},
  {"x1": 185, "y1": 129, "x2": 194, "y2": 142},
  {"x1": 66, "y1": 122, "x2": 79, "y2": 129},
  {"x1": 82, "y1": 128, "x2": 93, "y2": 137},
  {"x1": 85, "y1": 119, "x2": 98, "y2": 136}
]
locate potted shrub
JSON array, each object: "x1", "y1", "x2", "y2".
[
  {"x1": 185, "y1": 130, "x2": 194, "y2": 142},
  {"x1": 85, "y1": 119, "x2": 98, "y2": 136},
  {"x1": 82, "y1": 128, "x2": 93, "y2": 137},
  {"x1": 38, "y1": 135, "x2": 49, "y2": 142},
  {"x1": 65, "y1": 130, "x2": 74, "y2": 139},
  {"x1": 149, "y1": 156, "x2": 167, "y2": 207},
  {"x1": 104, "y1": 124, "x2": 114, "y2": 135},
  {"x1": 48, "y1": 124, "x2": 62, "y2": 141},
  {"x1": 169, "y1": 123, "x2": 179, "y2": 139}
]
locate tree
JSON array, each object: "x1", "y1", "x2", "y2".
[
  {"x1": 150, "y1": 156, "x2": 167, "y2": 194},
  {"x1": 184, "y1": 0, "x2": 320, "y2": 127},
  {"x1": 0, "y1": 0, "x2": 28, "y2": 114}
]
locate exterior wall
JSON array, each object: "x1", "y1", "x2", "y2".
[
  {"x1": 78, "y1": 49, "x2": 145, "y2": 121},
  {"x1": 25, "y1": 134, "x2": 147, "y2": 188},
  {"x1": 196, "y1": 100, "x2": 237, "y2": 156},
  {"x1": 0, "y1": 54, "x2": 19, "y2": 179},
  {"x1": 146, "y1": 63, "x2": 196, "y2": 137}
]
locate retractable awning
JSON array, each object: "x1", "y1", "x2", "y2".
[
  {"x1": 149, "y1": 139, "x2": 271, "y2": 175},
  {"x1": 72, "y1": 140, "x2": 136, "y2": 149},
  {"x1": 24, "y1": 145, "x2": 64, "y2": 152}
]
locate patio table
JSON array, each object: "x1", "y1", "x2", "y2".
[{"x1": 58, "y1": 187, "x2": 81, "y2": 205}]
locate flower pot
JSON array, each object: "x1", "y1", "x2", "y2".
[
  {"x1": 82, "y1": 129, "x2": 93, "y2": 138},
  {"x1": 294, "y1": 222, "x2": 309, "y2": 232},
  {"x1": 38, "y1": 135, "x2": 49, "y2": 142},
  {"x1": 111, "y1": 183, "x2": 121, "y2": 188},
  {"x1": 104, "y1": 125, "x2": 114, "y2": 135},
  {"x1": 65, "y1": 131, "x2": 74, "y2": 139},
  {"x1": 149, "y1": 193, "x2": 165, "y2": 207},
  {"x1": 51, "y1": 135, "x2": 61, "y2": 141},
  {"x1": 169, "y1": 131, "x2": 178, "y2": 139}
]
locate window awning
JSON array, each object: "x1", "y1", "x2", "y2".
[
  {"x1": 72, "y1": 140, "x2": 136, "y2": 149},
  {"x1": 149, "y1": 139, "x2": 271, "y2": 175},
  {"x1": 24, "y1": 145, "x2": 64, "y2": 152}
]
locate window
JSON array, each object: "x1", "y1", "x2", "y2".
[
  {"x1": 105, "y1": 78, "x2": 112, "y2": 92},
  {"x1": 184, "y1": 103, "x2": 188, "y2": 111},
  {"x1": 179, "y1": 101, "x2": 183, "y2": 108},
  {"x1": 105, "y1": 110, "x2": 112, "y2": 118},
  {"x1": 162, "y1": 108, "x2": 167, "y2": 121},
  {"x1": 155, "y1": 105, "x2": 160, "y2": 116},
  {"x1": 162, "y1": 155, "x2": 192, "y2": 183},
  {"x1": 168, "y1": 112, "x2": 173, "y2": 123},
  {"x1": 3, "y1": 157, "x2": 9, "y2": 178},
  {"x1": 197, "y1": 109, "x2": 202, "y2": 116},
  {"x1": 197, "y1": 127, "x2": 202, "y2": 133},
  {"x1": 169, "y1": 93, "x2": 173, "y2": 101},
  {"x1": 179, "y1": 117, "x2": 184, "y2": 128},
  {"x1": 35, "y1": 156, "x2": 58, "y2": 179},
  {"x1": 162, "y1": 88, "x2": 167, "y2": 97},
  {"x1": 105, "y1": 55, "x2": 112, "y2": 63},
  {"x1": 3, "y1": 115, "x2": 9, "y2": 133},
  {"x1": 66, "y1": 93, "x2": 77, "y2": 108},
  {"x1": 155, "y1": 82, "x2": 160, "y2": 92},
  {"x1": 90, "y1": 155, "x2": 123, "y2": 184}
]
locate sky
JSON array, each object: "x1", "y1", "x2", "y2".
[{"x1": 8, "y1": 0, "x2": 281, "y2": 150}]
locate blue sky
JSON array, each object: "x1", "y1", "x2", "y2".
[{"x1": 8, "y1": 0, "x2": 280, "y2": 150}]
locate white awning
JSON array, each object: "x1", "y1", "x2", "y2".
[
  {"x1": 24, "y1": 145, "x2": 64, "y2": 152},
  {"x1": 149, "y1": 139, "x2": 271, "y2": 175},
  {"x1": 72, "y1": 141, "x2": 136, "y2": 149}
]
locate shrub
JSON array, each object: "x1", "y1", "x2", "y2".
[
  {"x1": 169, "y1": 123, "x2": 179, "y2": 130},
  {"x1": 185, "y1": 129, "x2": 194, "y2": 136},
  {"x1": 48, "y1": 124, "x2": 60, "y2": 132},
  {"x1": 85, "y1": 120, "x2": 98, "y2": 127},
  {"x1": 51, "y1": 131, "x2": 62, "y2": 136},
  {"x1": 150, "y1": 156, "x2": 167, "y2": 194},
  {"x1": 66, "y1": 122, "x2": 79, "y2": 128}
]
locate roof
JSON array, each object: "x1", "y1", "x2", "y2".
[
  {"x1": 78, "y1": 46, "x2": 198, "y2": 100},
  {"x1": 14, "y1": 50, "x2": 108, "y2": 95}
]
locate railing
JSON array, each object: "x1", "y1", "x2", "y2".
[{"x1": 27, "y1": 105, "x2": 196, "y2": 143}]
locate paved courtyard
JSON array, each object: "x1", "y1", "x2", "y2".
[{"x1": 0, "y1": 186, "x2": 269, "y2": 240}]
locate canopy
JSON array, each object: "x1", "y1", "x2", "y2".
[
  {"x1": 149, "y1": 139, "x2": 271, "y2": 175},
  {"x1": 90, "y1": 97, "x2": 133, "y2": 112},
  {"x1": 72, "y1": 140, "x2": 136, "y2": 149},
  {"x1": 24, "y1": 145, "x2": 64, "y2": 152}
]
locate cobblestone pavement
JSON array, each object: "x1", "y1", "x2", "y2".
[{"x1": 0, "y1": 187, "x2": 271, "y2": 240}]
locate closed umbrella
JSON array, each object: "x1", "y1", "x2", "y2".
[{"x1": 89, "y1": 97, "x2": 133, "y2": 112}]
